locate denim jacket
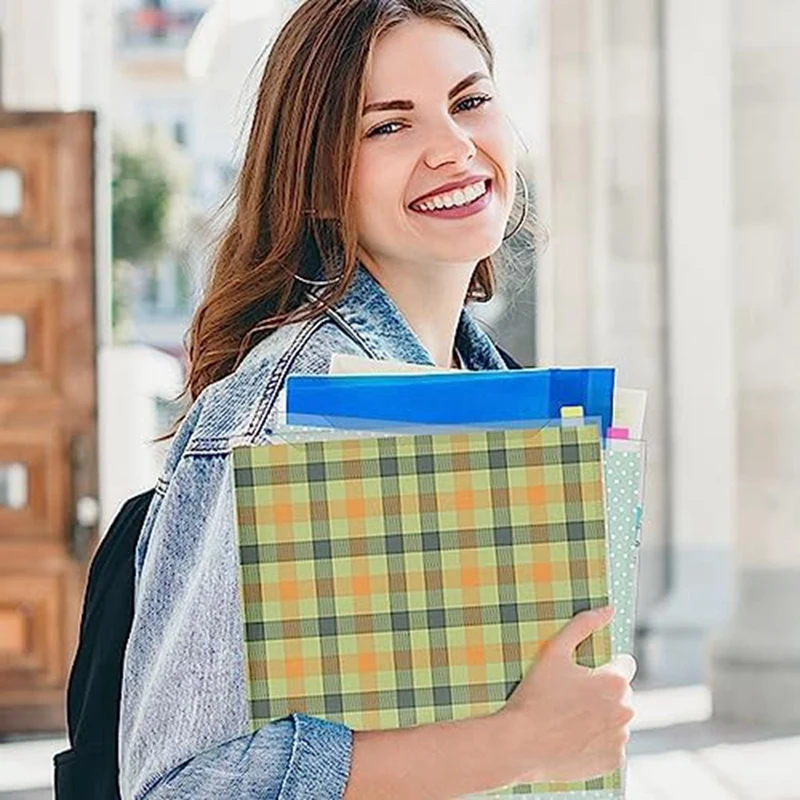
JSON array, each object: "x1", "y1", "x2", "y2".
[{"x1": 118, "y1": 265, "x2": 509, "y2": 799}]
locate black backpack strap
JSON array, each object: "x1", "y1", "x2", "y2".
[{"x1": 54, "y1": 488, "x2": 156, "y2": 800}]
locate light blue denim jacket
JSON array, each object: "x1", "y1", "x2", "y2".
[{"x1": 118, "y1": 265, "x2": 509, "y2": 799}]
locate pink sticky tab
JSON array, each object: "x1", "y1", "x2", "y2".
[{"x1": 608, "y1": 427, "x2": 630, "y2": 440}]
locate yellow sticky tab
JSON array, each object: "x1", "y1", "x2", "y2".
[{"x1": 560, "y1": 406, "x2": 585, "y2": 420}]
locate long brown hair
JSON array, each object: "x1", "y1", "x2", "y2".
[{"x1": 161, "y1": 0, "x2": 507, "y2": 441}]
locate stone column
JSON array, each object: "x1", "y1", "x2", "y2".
[
  {"x1": 641, "y1": 0, "x2": 737, "y2": 686},
  {"x1": 711, "y1": 0, "x2": 800, "y2": 725}
]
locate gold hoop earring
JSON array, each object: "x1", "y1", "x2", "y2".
[{"x1": 503, "y1": 169, "x2": 530, "y2": 242}]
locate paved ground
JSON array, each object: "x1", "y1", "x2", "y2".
[
  {"x1": 0, "y1": 793, "x2": 50, "y2": 800},
  {"x1": 1, "y1": 685, "x2": 798, "y2": 799},
  {"x1": 625, "y1": 686, "x2": 800, "y2": 799}
]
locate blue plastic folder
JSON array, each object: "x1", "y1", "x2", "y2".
[{"x1": 286, "y1": 367, "x2": 616, "y2": 436}]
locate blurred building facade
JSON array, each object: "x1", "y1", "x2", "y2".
[
  {"x1": 113, "y1": 0, "x2": 211, "y2": 357},
  {"x1": 0, "y1": 0, "x2": 798, "y2": 730}
]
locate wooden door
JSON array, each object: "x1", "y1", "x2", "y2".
[{"x1": 0, "y1": 112, "x2": 98, "y2": 734}]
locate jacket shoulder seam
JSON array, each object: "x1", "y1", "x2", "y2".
[{"x1": 246, "y1": 316, "x2": 330, "y2": 441}]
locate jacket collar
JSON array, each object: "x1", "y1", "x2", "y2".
[{"x1": 311, "y1": 263, "x2": 508, "y2": 371}]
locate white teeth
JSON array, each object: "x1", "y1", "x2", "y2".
[
  {"x1": 473, "y1": 182, "x2": 488, "y2": 199},
  {"x1": 413, "y1": 180, "x2": 488, "y2": 212}
]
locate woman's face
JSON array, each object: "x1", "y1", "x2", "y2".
[{"x1": 353, "y1": 19, "x2": 517, "y2": 274}]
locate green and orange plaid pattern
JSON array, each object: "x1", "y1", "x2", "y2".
[{"x1": 233, "y1": 424, "x2": 620, "y2": 795}]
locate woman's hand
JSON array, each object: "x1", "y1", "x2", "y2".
[{"x1": 496, "y1": 606, "x2": 637, "y2": 784}]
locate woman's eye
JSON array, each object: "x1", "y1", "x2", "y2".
[
  {"x1": 367, "y1": 121, "x2": 405, "y2": 138},
  {"x1": 454, "y1": 94, "x2": 493, "y2": 113},
  {"x1": 365, "y1": 95, "x2": 493, "y2": 138}
]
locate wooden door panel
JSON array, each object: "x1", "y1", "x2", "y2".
[
  {"x1": 0, "y1": 124, "x2": 60, "y2": 249},
  {"x1": 0, "y1": 427, "x2": 66, "y2": 540},
  {"x1": 0, "y1": 111, "x2": 97, "y2": 735},
  {"x1": 0, "y1": 574, "x2": 63, "y2": 686},
  {"x1": 0, "y1": 280, "x2": 61, "y2": 397}
]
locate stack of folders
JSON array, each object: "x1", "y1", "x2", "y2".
[{"x1": 231, "y1": 355, "x2": 647, "y2": 799}]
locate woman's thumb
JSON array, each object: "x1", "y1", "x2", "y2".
[{"x1": 543, "y1": 606, "x2": 615, "y2": 661}]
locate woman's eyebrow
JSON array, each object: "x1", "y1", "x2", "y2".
[
  {"x1": 447, "y1": 71, "x2": 490, "y2": 101},
  {"x1": 362, "y1": 70, "x2": 490, "y2": 115}
]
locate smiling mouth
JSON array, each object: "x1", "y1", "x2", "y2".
[{"x1": 409, "y1": 179, "x2": 491, "y2": 213}]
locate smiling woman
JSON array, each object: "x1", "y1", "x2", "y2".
[
  {"x1": 354, "y1": 19, "x2": 518, "y2": 362},
  {"x1": 117, "y1": 2, "x2": 633, "y2": 800}
]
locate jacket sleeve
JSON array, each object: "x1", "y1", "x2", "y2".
[{"x1": 118, "y1": 451, "x2": 354, "y2": 800}]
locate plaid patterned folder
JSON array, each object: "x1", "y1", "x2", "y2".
[{"x1": 232, "y1": 424, "x2": 620, "y2": 796}]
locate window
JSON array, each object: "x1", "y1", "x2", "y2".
[
  {"x1": 0, "y1": 463, "x2": 28, "y2": 510},
  {"x1": 0, "y1": 316, "x2": 26, "y2": 364},
  {"x1": 0, "y1": 168, "x2": 23, "y2": 217}
]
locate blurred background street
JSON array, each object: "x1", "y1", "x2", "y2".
[{"x1": 0, "y1": 0, "x2": 798, "y2": 796}]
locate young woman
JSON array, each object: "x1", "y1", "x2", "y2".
[{"x1": 118, "y1": 1, "x2": 636, "y2": 798}]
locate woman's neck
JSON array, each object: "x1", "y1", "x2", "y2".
[{"x1": 360, "y1": 253, "x2": 474, "y2": 369}]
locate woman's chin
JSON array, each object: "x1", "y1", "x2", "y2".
[{"x1": 428, "y1": 232, "x2": 505, "y2": 263}]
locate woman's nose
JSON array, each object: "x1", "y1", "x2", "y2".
[{"x1": 423, "y1": 120, "x2": 477, "y2": 170}]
